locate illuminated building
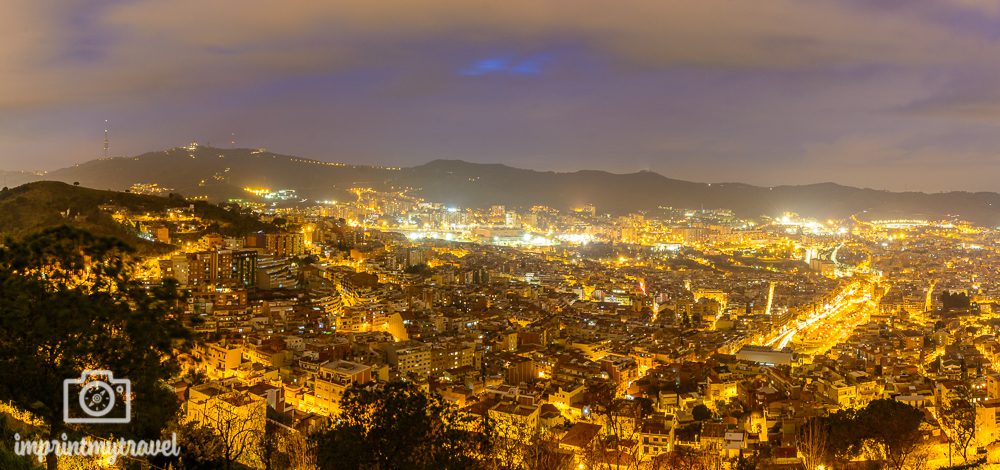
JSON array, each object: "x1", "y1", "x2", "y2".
[
  {"x1": 266, "y1": 232, "x2": 305, "y2": 257},
  {"x1": 314, "y1": 360, "x2": 372, "y2": 415},
  {"x1": 735, "y1": 345, "x2": 793, "y2": 366},
  {"x1": 388, "y1": 341, "x2": 432, "y2": 377}
]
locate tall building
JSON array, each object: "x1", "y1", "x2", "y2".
[
  {"x1": 266, "y1": 232, "x2": 305, "y2": 257},
  {"x1": 388, "y1": 341, "x2": 432, "y2": 377},
  {"x1": 232, "y1": 250, "x2": 258, "y2": 288},
  {"x1": 188, "y1": 251, "x2": 216, "y2": 287},
  {"x1": 405, "y1": 247, "x2": 429, "y2": 267}
]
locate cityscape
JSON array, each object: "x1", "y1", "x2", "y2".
[{"x1": 3, "y1": 2, "x2": 1000, "y2": 470}]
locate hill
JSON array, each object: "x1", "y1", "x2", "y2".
[
  {"x1": 10, "y1": 146, "x2": 1000, "y2": 226},
  {"x1": 0, "y1": 181, "x2": 272, "y2": 253},
  {"x1": 404, "y1": 160, "x2": 1000, "y2": 225},
  {"x1": 42, "y1": 145, "x2": 390, "y2": 203}
]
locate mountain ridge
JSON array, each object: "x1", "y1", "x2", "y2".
[{"x1": 6, "y1": 146, "x2": 1000, "y2": 225}]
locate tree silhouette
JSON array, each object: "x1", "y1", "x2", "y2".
[
  {"x1": 188, "y1": 389, "x2": 267, "y2": 470},
  {"x1": 691, "y1": 404, "x2": 712, "y2": 422},
  {"x1": 825, "y1": 407, "x2": 861, "y2": 465},
  {"x1": 825, "y1": 399, "x2": 926, "y2": 470},
  {"x1": 0, "y1": 226, "x2": 189, "y2": 469},
  {"x1": 859, "y1": 399, "x2": 925, "y2": 469},
  {"x1": 939, "y1": 385, "x2": 976, "y2": 464},
  {"x1": 581, "y1": 386, "x2": 646, "y2": 470},
  {"x1": 312, "y1": 381, "x2": 490, "y2": 470},
  {"x1": 940, "y1": 291, "x2": 971, "y2": 311},
  {"x1": 796, "y1": 417, "x2": 829, "y2": 470},
  {"x1": 157, "y1": 420, "x2": 227, "y2": 470}
]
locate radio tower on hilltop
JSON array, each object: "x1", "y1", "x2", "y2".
[{"x1": 103, "y1": 120, "x2": 110, "y2": 158}]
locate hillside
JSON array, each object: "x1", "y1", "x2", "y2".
[
  {"x1": 404, "y1": 160, "x2": 1000, "y2": 225},
  {"x1": 0, "y1": 181, "x2": 272, "y2": 253},
  {"x1": 10, "y1": 146, "x2": 1000, "y2": 226},
  {"x1": 42, "y1": 145, "x2": 390, "y2": 203}
]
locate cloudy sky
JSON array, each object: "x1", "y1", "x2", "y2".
[{"x1": 4, "y1": 0, "x2": 1000, "y2": 191}]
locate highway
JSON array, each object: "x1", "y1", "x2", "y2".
[{"x1": 761, "y1": 279, "x2": 875, "y2": 352}]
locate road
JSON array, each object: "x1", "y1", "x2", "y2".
[{"x1": 761, "y1": 279, "x2": 875, "y2": 352}]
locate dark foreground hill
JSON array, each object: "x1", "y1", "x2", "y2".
[
  {"x1": 0, "y1": 181, "x2": 271, "y2": 253},
  {"x1": 11, "y1": 146, "x2": 1000, "y2": 226}
]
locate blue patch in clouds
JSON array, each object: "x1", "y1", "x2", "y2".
[{"x1": 461, "y1": 55, "x2": 548, "y2": 77}]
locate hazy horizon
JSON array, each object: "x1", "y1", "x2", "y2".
[{"x1": 1, "y1": 143, "x2": 994, "y2": 195}]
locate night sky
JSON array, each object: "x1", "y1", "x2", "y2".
[{"x1": 4, "y1": 1, "x2": 1000, "y2": 191}]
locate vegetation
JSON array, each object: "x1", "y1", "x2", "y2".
[
  {"x1": 404, "y1": 262, "x2": 430, "y2": 274},
  {"x1": 0, "y1": 418, "x2": 39, "y2": 470},
  {"x1": 796, "y1": 417, "x2": 828, "y2": 470},
  {"x1": 163, "y1": 421, "x2": 228, "y2": 470},
  {"x1": 691, "y1": 404, "x2": 712, "y2": 422},
  {"x1": 0, "y1": 226, "x2": 189, "y2": 470},
  {"x1": 312, "y1": 382, "x2": 489, "y2": 470},
  {"x1": 0, "y1": 181, "x2": 273, "y2": 254},
  {"x1": 822, "y1": 399, "x2": 927, "y2": 470},
  {"x1": 941, "y1": 291, "x2": 972, "y2": 311},
  {"x1": 940, "y1": 385, "x2": 977, "y2": 464}
]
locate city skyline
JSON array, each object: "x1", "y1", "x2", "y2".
[
  {"x1": 5, "y1": 1, "x2": 1000, "y2": 191},
  {"x1": 7, "y1": 3, "x2": 1000, "y2": 469}
]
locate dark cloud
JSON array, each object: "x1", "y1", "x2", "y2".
[{"x1": 2, "y1": 0, "x2": 1000, "y2": 191}]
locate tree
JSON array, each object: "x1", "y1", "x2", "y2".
[
  {"x1": 824, "y1": 400, "x2": 928, "y2": 469},
  {"x1": 312, "y1": 381, "x2": 489, "y2": 470},
  {"x1": 857, "y1": 399, "x2": 925, "y2": 470},
  {"x1": 155, "y1": 420, "x2": 227, "y2": 470},
  {"x1": 584, "y1": 385, "x2": 646, "y2": 470},
  {"x1": 488, "y1": 410, "x2": 530, "y2": 469},
  {"x1": 941, "y1": 291, "x2": 971, "y2": 311},
  {"x1": 256, "y1": 421, "x2": 317, "y2": 470},
  {"x1": 187, "y1": 389, "x2": 267, "y2": 470},
  {"x1": 826, "y1": 408, "x2": 863, "y2": 465},
  {"x1": 692, "y1": 404, "x2": 712, "y2": 422},
  {"x1": 280, "y1": 425, "x2": 317, "y2": 470},
  {"x1": 0, "y1": 418, "x2": 37, "y2": 470},
  {"x1": 490, "y1": 418, "x2": 564, "y2": 470},
  {"x1": 183, "y1": 369, "x2": 209, "y2": 387},
  {"x1": 796, "y1": 417, "x2": 829, "y2": 470},
  {"x1": 939, "y1": 385, "x2": 977, "y2": 464},
  {"x1": 521, "y1": 428, "x2": 567, "y2": 470},
  {"x1": 0, "y1": 226, "x2": 189, "y2": 470},
  {"x1": 254, "y1": 421, "x2": 281, "y2": 470},
  {"x1": 660, "y1": 446, "x2": 716, "y2": 470},
  {"x1": 734, "y1": 453, "x2": 760, "y2": 470},
  {"x1": 404, "y1": 263, "x2": 430, "y2": 274}
]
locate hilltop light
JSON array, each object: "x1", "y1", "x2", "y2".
[{"x1": 243, "y1": 187, "x2": 271, "y2": 197}]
